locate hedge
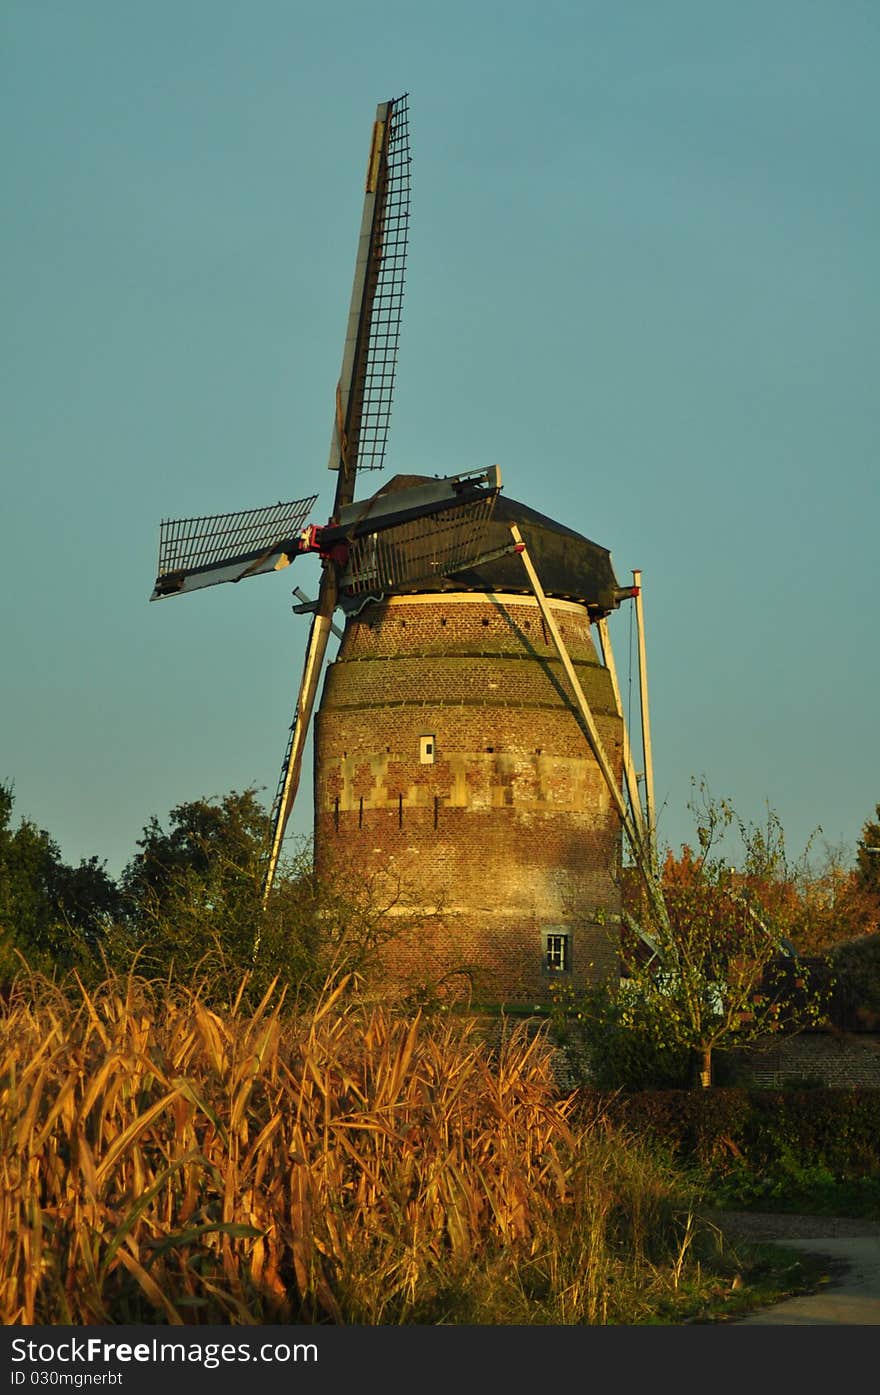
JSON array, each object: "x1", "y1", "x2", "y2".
[{"x1": 574, "y1": 1087, "x2": 880, "y2": 1176}]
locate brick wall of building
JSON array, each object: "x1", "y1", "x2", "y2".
[
  {"x1": 742, "y1": 1031, "x2": 880, "y2": 1088},
  {"x1": 313, "y1": 592, "x2": 624, "y2": 1004}
]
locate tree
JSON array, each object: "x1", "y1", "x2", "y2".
[
  {"x1": 641, "y1": 790, "x2": 830, "y2": 1086},
  {"x1": 784, "y1": 843, "x2": 878, "y2": 955},
  {"x1": 121, "y1": 787, "x2": 270, "y2": 918},
  {"x1": 116, "y1": 787, "x2": 413, "y2": 1008},
  {"x1": 559, "y1": 786, "x2": 830, "y2": 1090},
  {"x1": 548, "y1": 974, "x2": 692, "y2": 1091},
  {"x1": 856, "y1": 803, "x2": 880, "y2": 901},
  {"x1": 118, "y1": 788, "x2": 278, "y2": 989},
  {"x1": 0, "y1": 781, "x2": 122, "y2": 975},
  {"x1": 828, "y1": 932, "x2": 880, "y2": 1031}
]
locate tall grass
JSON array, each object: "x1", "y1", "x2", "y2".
[{"x1": 1, "y1": 968, "x2": 711, "y2": 1324}]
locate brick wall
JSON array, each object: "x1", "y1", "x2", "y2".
[
  {"x1": 742, "y1": 1031, "x2": 880, "y2": 1088},
  {"x1": 314, "y1": 592, "x2": 624, "y2": 1004}
]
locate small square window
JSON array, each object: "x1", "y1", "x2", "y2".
[
  {"x1": 543, "y1": 930, "x2": 571, "y2": 974},
  {"x1": 419, "y1": 734, "x2": 436, "y2": 765}
]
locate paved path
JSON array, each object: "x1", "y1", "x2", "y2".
[
  {"x1": 735, "y1": 1235, "x2": 880, "y2": 1324},
  {"x1": 703, "y1": 1212, "x2": 880, "y2": 1325}
]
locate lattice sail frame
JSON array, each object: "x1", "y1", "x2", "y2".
[
  {"x1": 342, "y1": 494, "x2": 498, "y2": 595},
  {"x1": 357, "y1": 96, "x2": 409, "y2": 471},
  {"x1": 329, "y1": 95, "x2": 411, "y2": 485},
  {"x1": 152, "y1": 495, "x2": 317, "y2": 598}
]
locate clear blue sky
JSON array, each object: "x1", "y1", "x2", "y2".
[{"x1": 3, "y1": 1, "x2": 878, "y2": 878}]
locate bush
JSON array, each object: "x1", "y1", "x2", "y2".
[
  {"x1": 548, "y1": 981, "x2": 692, "y2": 1091},
  {"x1": 830, "y1": 933, "x2": 880, "y2": 1029},
  {"x1": 573, "y1": 1086, "x2": 880, "y2": 1180}
]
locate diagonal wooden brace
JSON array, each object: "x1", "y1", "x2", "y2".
[{"x1": 509, "y1": 523, "x2": 668, "y2": 932}]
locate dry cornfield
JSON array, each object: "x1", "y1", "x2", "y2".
[{"x1": 0, "y1": 968, "x2": 698, "y2": 1325}]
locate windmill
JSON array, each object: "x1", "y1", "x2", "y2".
[{"x1": 151, "y1": 95, "x2": 660, "y2": 1003}]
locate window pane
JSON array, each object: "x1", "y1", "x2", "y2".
[{"x1": 545, "y1": 933, "x2": 569, "y2": 972}]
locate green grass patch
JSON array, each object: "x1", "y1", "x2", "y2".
[{"x1": 667, "y1": 1242, "x2": 836, "y2": 1324}]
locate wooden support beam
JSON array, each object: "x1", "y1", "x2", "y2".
[
  {"x1": 510, "y1": 524, "x2": 667, "y2": 931},
  {"x1": 632, "y1": 568, "x2": 658, "y2": 875},
  {"x1": 596, "y1": 615, "x2": 648, "y2": 847}
]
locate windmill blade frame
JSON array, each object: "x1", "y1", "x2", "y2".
[
  {"x1": 151, "y1": 494, "x2": 318, "y2": 600},
  {"x1": 328, "y1": 94, "x2": 410, "y2": 507}
]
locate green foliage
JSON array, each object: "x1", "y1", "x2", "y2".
[
  {"x1": 108, "y1": 787, "x2": 418, "y2": 1010},
  {"x1": 714, "y1": 1169, "x2": 880, "y2": 1218},
  {"x1": 0, "y1": 781, "x2": 122, "y2": 978},
  {"x1": 710, "y1": 1148, "x2": 834, "y2": 1212},
  {"x1": 0, "y1": 779, "x2": 424, "y2": 1011},
  {"x1": 120, "y1": 787, "x2": 268, "y2": 923},
  {"x1": 549, "y1": 980, "x2": 692, "y2": 1090},
  {"x1": 830, "y1": 932, "x2": 880, "y2": 1028},
  {"x1": 113, "y1": 787, "x2": 277, "y2": 993},
  {"x1": 577, "y1": 1086, "x2": 880, "y2": 1199},
  {"x1": 618, "y1": 783, "x2": 830, "y2": 1086},
  {"x1": 856, "y1": 803, "x2": 880, "y2": 899}
]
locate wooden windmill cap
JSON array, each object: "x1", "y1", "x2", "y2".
[{"x1": 365, "y1": 474, "x2": 623, "y2": 615}]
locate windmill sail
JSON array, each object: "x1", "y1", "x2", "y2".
[
  {"x1": 262, "y1": 92, "x2": 409, "y2": 896},
  {"x1": 328, "y1": 95, "x2": 410, "y2": 505},
  {"x1": 151, "y1": 495, "x2": 318, "y2": 600}
]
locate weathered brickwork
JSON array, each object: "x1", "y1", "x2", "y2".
[{"x1": 314, "y1": 592, "x2": 623, "y2": 1004}]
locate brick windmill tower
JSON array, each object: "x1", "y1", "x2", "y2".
[{"x1": 150, "y1": 96, "x2": 655, "y2": 1006}]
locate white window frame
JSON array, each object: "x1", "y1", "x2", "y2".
[{"x1": 543, "y1": 928, "x2": 571, "y2": 974}]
